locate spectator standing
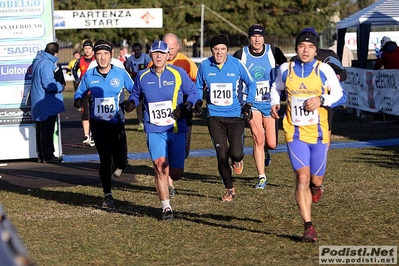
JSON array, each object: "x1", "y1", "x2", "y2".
[
  {"x1": 125, "y1": 41, "x2": 198, "y2": 220},
  {"x1": 329, "y1": 33, "x2": 354, "y2": 67},
  {"x1": 374, "y1": 36, "x2": 399, "y2": 69},
  {"x1": 270, "y1": 28, "x2": 345, "y2": 242},
  {"x1": 31, "y1": 42, "x2": 65, "y2": 164},
  {"x1": 125, "y1": 43, "x2": 151, "y2": 131},
  {"x1": 233, "y1": 24, "x2": 287, "y2": 189},
  {"x1": 72, "y1": 39, "x2": 96, "y2": 146},
  {"x1": 74, "y1": 40, "x2": 134, "y2": 209},
  {"x1": 195, "y1": 34, "x2": 256, "y2": 202}
]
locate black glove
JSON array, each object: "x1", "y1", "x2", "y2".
[
  {"x1": 242, "y1": 103, "x2": 253, "y2": 121},
  {"x1": 74, "y1": 98, "x2": 83, "y2": 108},
  {"x1": 193, "y1": 100, "x2": 203, "y2": 114},
  {"x1": 124, "y1": 100, "x2": 136, "y2": 113}
]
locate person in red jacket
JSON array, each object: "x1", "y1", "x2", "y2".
[{"x1": 374, "y1": 36, "x2": 399, "y2": 70}]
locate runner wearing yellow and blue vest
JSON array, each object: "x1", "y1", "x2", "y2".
[
  {"x1": 270, "y1": 28, "x2": 345, "y2": 242},
  {"x1": 125, "y1": 40, "x2": 198, "y2": 221}
]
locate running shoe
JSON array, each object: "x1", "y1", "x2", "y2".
[
  {"x1": 220, "y1": 188, "x2": 236, "y2": 202},
  {"x1": 310, "y1": 186, "x2": 322, "y2": 203},
  {"x1": 265, "y1": 149, "x2": 271, "y2": 166},
  {"x1": 113, "y1": 168, "x2": 122, "y2": 178},
  {"x1": 82, "y1": 135, "x2": 91, "y2": 146},
  {"x1": 89, "y1": 137, "x2": 95, "y2": 147},
  {"x1": 254, "y1": 176, "x2": 267, "y2": 189},
  {"x1": 101, "y1": 195, "x2": 115, "y2": 209},
  {"x1": 232, "y1": 161, "x2": 243, "y2": 175},
  {"x1": 302, "y1": 225, "x2": 317, "y2": 242},
  {"x1": 161, "y1": 207, "x2": 174, "y2": 220},
  {"x1": 169, "y1": 186, "x2": 176, "y2": 199}
]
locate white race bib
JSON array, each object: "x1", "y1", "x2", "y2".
[
  {"x1": 291, "y1": 96, "x2": 319, "y2": 126},
  {"x1": 94, "y1": 97, "x2": 116, "y2": 121},
  {"x1": 148, "y1": 100, "x2": 175, "y2": 126},
  {"x1": 255, "y1": 80, "x2": 270, "y2": 102},
  {"x1": 210, "y1": 83, "x2": 233, "y2": 106}
]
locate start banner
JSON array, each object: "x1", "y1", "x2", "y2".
[
  {"x1": 54, "y1": 9, "x2": 163, "y2": 29},
  {"x1": 342, "y1": 68, "x2": 399, "y2": 116}
]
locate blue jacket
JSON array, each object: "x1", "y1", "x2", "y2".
[
  {"x1": 75, "y1": 65, "x2": 134, "y2": 124},
  {"x1": 128, "y1": 64, "x2": 198, "y2": 133},
  {"x1": 196, "y1": 54, "x2": 256, "y2": 118},
  {"x1": 31, "y1": 51, "x2": 65, "y2": 121}
]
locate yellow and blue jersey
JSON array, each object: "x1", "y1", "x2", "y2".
[{"x1": 271, "y1": 59, "x2": 345, "y2": 144}]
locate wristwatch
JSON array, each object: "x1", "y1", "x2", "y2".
[{"x1": 320, "y1": 96, "x2": 325, "y2": 106}]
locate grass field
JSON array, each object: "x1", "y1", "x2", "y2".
[{"x1": 1, "y1": 99, "x2": 399, "y2": 265}]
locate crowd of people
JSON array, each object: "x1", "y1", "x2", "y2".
[{"x1": 32, "y1": 25, "x2": 366, "y2": 241}]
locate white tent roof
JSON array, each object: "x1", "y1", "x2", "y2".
[{"x1": 337, "y1": 0, "x2": 399, "y2": 29}]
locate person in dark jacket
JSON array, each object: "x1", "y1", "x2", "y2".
[{"x1": 374, "y1": 36, "x2": 399, "y2": 70}]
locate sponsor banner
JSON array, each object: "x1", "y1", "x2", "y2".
[
  {"x1": 0, "y1": 17, "x2": 45, "y2": 39},
  {"x1": 342, "y1": 68, "x2": 399, "y2": 115},
  {"x1": 344, "y1": 31, "x2": 399, "y2": 51},
  {"x1": 0, "y1": 0, "x2": 57, "y2": 160},
  {"x1": 0, "y1": 40, "x2": 44, "y2": 59},
  {"x1": 319, "y1": 246, "x2": 397, "y2": 264},
  {"x1": 0, "y1": 62, "x2": 33, "y2": 82},
  {"x1": 0, "y1": 83, "x2": 30, "y2": 106},
  {"x1": 0, "y1": 0, "x2": 44, "y2": 17},
  {"x1": 0, "y1": 107, "x2": 32, "y2": 125},
  {"x1": 54, "y1": 8, "x2": 163, "y2": 29}
]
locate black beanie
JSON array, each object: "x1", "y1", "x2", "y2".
[
  {"x1": 295, "y1": 28, "x2": 319, "y2": 51},
  {"x1": 248, "y1": 24, "x2": 265, "y2": 38},
  {"x1": 83, "y1": 39, "x2": 93, "y2": 48},
  {"x1": 210, "y1": 34, "x2": 229, "y2": 50}
]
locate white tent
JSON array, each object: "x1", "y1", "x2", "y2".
[{"x1": 336, "y1": 0, "x2": 399, "y2": 68}]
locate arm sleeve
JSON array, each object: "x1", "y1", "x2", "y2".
[
  {"x1": 238, "y1": 60, "x2": 256, "y2": 103},
  {"x1": 270, "y1": 62, "x2": 288, "y2": 106},
  {"x1": 195, "y1": 64, "x2": 205, "y2": 101},
  {"x1": 180, "y1": 70, "x2": 198, "y2": 106},
  {"x1": 40, "y1": 63, "x2": 64, "y2": 93},
  {"x1": 232, "y1": 49, "x2": 242, "y2": 60},
  {"x1": 187, "y1": 58, "x2": 198, "y2": 83},
  {"x1": 320, "y1": 63, "x2": 345, "y2": 107},
  {"x1": 124, "y1": 70, "x2": 135, "y2": 93},
  {"x1": 127, "y1": 76, "x2": 141, "y2": 106},
  {"x1": 274, "y1": 47, "x2": 287, "y2": 66},
  {"x1": 74, "y1": 75, "x2": 89, "y2": 100},
  {"x1": 72, "y1": 58, "x2": 80, "y2": 81}
]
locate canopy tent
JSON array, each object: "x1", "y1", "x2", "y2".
[{"x1": 336, "y1": 0, "x2": 399, "y2": 68}]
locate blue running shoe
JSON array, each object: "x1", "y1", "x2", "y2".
[
  {"x1": 254, "y1": 177, "x2": 267, "y2": 189},
  {"x1": 265, "y1": 149, "x2": 271, "y2": 167}
]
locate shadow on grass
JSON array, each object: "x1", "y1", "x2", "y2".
[{"x1": 12, "y1": 187, "x2": 303, "y2": 241}]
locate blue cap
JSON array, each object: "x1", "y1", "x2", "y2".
[{"x1": 150, "y1": 41, "x2": 169, "y2": 53}]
